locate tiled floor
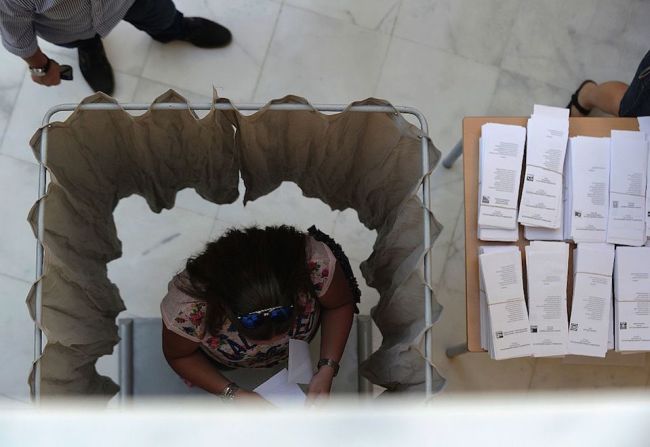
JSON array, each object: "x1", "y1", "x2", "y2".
[{"x1": 1, "y1": 0, "x2": 649, "y2": 403}]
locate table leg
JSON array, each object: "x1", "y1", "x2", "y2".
[{"x1": 446, "y1": 343, "x2": 468, "y2": 358}]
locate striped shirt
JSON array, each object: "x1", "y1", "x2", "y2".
[{"x1": 0, "y1": 0, "x2": 136, "y2": 57}]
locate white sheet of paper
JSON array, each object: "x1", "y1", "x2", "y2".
[
  {"x1": 567, "y1": 243, "x2": 615, "y2": 357},
  {"x1": 479, "y1": 245, "x2": 519, "y2": 354},
  {"x1": 477, "y1": 137, "x2": 520, "y2": 241},
  {"x1": 638, "y1": 116, "x2": 650, "y2": 137},
  {"x1": 614, "y1": 247, "x2": 650, "y2": 352},
  {"x1": 568, "y1": 136, "x2": 611, "y2": 243},
  {"x1": 518, "y1": 106, "x2": 569, "y2": 229},
  {"x1": 606, "y1": 130, "x2": 648, "y2": 246},
  {"x1": 525, "y1": 241, "x2": 569, "y2": 357},
  {"x1": 254, "y1": 368, "x2": 306, "y2": 407},
  {"x1": 477, "y1": 123, "x2": 526, "y2": 230},
  {"x1": 288, "y1": 339, "x2": 313, "y2": 384},
  {"x1": 479, "y1": 248, "x2": 531, "y2": 360}
]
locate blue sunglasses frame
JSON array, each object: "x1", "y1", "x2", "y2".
[{"x1": 237, "y1": 305, "x2": 294, "y2": 329}]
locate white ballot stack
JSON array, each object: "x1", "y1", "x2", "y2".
[
  {"x1": 614, "y1": 247, "x2": 650, "y2": 352},
  {"x1": 606, "y1": 130, "x2": 649, "y2": 246},
  {"x1": 568, "y1": 243, "x2": 615, "y2": 357},
  {"x1": 525, "y1": 241, "x2": 569, "y2": 357},
  {"x1": 475, "y1": 113, "x2": 650, "y2": 360},
  {"x1": 477, "y1": 123, "x2": 526, "y2": 239},
  {"x1": 564, "y1": 136, "x2": 611, "y2": 243},
  {"x1": 478, "y1": 137, "x2": 519, "y2": 242},
  {"x1": 479, "y1": 246, "x2": 532, "y2": 359},
  {"x1": 518, "y1": 105, "x2": 569, "y2": 230}
]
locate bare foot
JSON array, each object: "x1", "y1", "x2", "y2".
[{"x1": 569, "y1": 81, "x2": 597, "y2": 117}]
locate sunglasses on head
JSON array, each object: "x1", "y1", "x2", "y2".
[{"x1": 236, "y1": 305, "x2": 294, "y2": 329}]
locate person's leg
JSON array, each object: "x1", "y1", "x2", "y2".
[
  {"x1": 123, "y1": 0, "x2": 232, "y2": 47},
  {"x1": 123, "y1": 0, "x2": 185, "y2": 42},
  {"x1": 54, "y1": 34, "x2": 114, "y2": 95},
  {"x1": 572, "y1": 81, "x2": 629, "y2": 116},
  {"x1": 619, "y1": 50, "x2": 650, "y2": 117}
]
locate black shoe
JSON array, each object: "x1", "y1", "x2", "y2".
[
  {"x1": 181, "y1": 17, "x2": 232, "y2": 48},
  {"x1": 77, "y1": 37, "x2": 115, "y2": 96}
]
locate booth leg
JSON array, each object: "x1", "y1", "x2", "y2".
[
  {"x1": 442, "y1": 139, "x2": 463, "y2": 169},
  {"x1": 446, "y1": 343, "x2": 468, "y2": 358}
]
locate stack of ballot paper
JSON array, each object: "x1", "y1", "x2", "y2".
[
  {"x1": 564, "y1": 136, "x2": 611, "y2": 243},
  {"x1": 606, "y1": 130, "x2": 649, "y2": 246},
  {"x1": 525, "y1": 241, "x2": 569, "y2": 357},
  {"x1": 479, "y1": 245, "x2": 531, "y2": 359},
  {"x1": 641, "y1": 118, "x2": 650, "y2": 242},
  {"x1": 568, "y1": 243, "x2": 615, "y2": 357},
  {"x1": 614, "y1": 247, "x2": 650, "y2": 352},
  {"x1": 519, "y1": 105, "x2": 569, "y2": 235},
  {"x1": 477, "y1": 123, "x2": 526, "y2": 242}
]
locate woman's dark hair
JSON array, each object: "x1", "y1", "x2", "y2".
[{"x1": 178, "y1": 225, "x2": 314, "y2": 340}]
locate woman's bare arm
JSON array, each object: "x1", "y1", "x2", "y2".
[{"x1": 162, "y1": 325, "x2": 233, "y2": 395}]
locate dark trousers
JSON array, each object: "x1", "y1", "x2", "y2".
[
  {"x1": 57, "y1": 0, "x2": 185, "y2": 49},
  {"x1": 619, "y1": 49, "x2": 650, "y2": 117}
]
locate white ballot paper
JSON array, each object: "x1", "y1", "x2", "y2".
[
  {"x1": 479, "y1": 245, "x2": 520, "y2": 353},
  {"x1": 614, "y1": 247, "x2": 650, "y2": 352},
  {"x1": 568, "y1": 243, "x2": 615, "y2": 357},
  {"x1": 477, "y1": 123, "x2": 526, "y2": 231},
  {"x1": 525, "y1": 241, "x2": 569, "y2": 357},
  {"x1": 288, "y1": 339, "x2": 313, "y2": 384},
  {"x1": 254, "y1": 368, "x2": 306, "y2": 407},
  {"x1": 566, "y1": 136, "x2": 611, "y2": 243},
  {"x1": 478, "y1": 138, "x2": 519, "y2": 241},
  {"x1": 479, "y1": 247, "x2": 531, "y2": 359},
  {"x1": 518, "y1": 105, "x2": 569, "y2": 229},
  {"x1": 607, "y1": 130, "x2": 648, "y2": 246}
]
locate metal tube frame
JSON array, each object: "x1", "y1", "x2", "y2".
[{"x1": 32, "y1": 101, "x2": 435, "y2": 401}]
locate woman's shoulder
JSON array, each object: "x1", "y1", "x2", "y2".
[
  {"x1": 305, "y1": 236, "x2": 336, "y2": 296},
  {"x1": 161, "y1": 271, "x2": 208, "y2": 341}
]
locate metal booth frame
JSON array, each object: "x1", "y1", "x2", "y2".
[{"x1": 32, "y1": 101, "x2": 436, "y2": 401}]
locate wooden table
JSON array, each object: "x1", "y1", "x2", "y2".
[{"x1": 458, "y1": 116, "x2": 640, "y2": 354}]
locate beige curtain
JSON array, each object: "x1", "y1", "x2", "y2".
[{"x1": 27, "y1": 90, "x2": 444, "y2": 398}]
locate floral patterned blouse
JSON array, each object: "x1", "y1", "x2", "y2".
[{"x1": 160, "y1": 236, "x2": 336, "y2": 368}]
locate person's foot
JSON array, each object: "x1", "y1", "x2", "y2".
[
  {"x1": 567, "y1": 80, "x2": 596, "y2": 117},
  {"x1": 181, "y1": 17, "x2": 232, "y2": 48},
  {"x1": 77, "y1": 37, "x2": 115, "y2": 96}
]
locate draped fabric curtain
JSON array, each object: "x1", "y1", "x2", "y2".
[{"x1": 26, "y1": 90, "x2": 445, "y2": 398}]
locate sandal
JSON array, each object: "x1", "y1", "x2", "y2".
[{"x1": 567, "y1": 80, "x2": 596, "y2": 116}]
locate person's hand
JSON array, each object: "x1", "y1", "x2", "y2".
[
  {"x1": 31, "y1": 58, "x2": 61, "y2": 87},
  {"x1": 306, "y1": 367, "x2": 334, "y2": 405},
  {"x1": 234, "y1": 389, "x2": 272, "y2": 406}
]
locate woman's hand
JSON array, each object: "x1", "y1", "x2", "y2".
[{"x1": 306, "y1": 367, "x2": 334, "y2": 405}]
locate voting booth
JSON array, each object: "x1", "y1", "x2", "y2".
[
  {"x1": 27, "y1": 91, "x2": 445, "y2": 400},
  {"x1": 460, "y1": 115, "x2": 648, "y2": 359}
]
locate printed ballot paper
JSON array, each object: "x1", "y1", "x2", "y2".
[
  {"x1": 614, "y1": 247, "x2": 650, "y2": 352},
  {"x1": 479, "y1": 246, "x2": 531, "y2": 359},
  {"x1": 606, "y1": 130, "x2": 649, "y2": 246},
  {"x1": 525, "y1": 241, "x2": 569, "y2": 357},
  {"x1": 568, "y1": 243, "x2": 615, "y2": 357},
  {"x1": 477, "y1": 123, "x2": 526, "y2": 232},
  {"x1": 254, "y1": 368, "x2": 306, "y2": 407},
  {"x1": 478, "y1": 138, "x2": 519, "y2": 241},
  {"x1": 641, "y1": 119, "x2": 650, "y2": 241},
  {"x1": 479, "y1": 245, "x2": 521, "y2": 353},
  {"x1": 518, "y1": 105, "x2": 569, "y2": 230},
  {"x1": 565, "y1": 136, "x2": 611, "y2": 243}
]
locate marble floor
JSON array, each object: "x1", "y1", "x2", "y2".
[{"x1": 1, "y1": 0, "x2": 649, "y2": 404}]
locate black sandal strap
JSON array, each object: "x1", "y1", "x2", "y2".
[{"x1": 568, "y1": 80, "x2": 595, "y2": 116}]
